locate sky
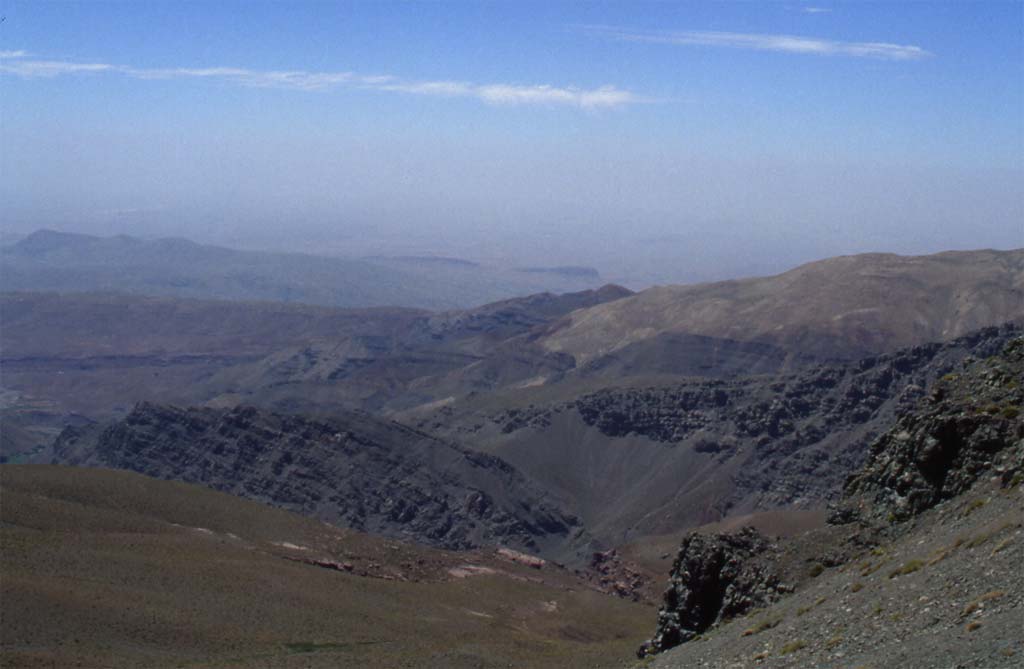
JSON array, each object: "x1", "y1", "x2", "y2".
[{"x1": 1, "y1": 1, "x2": 1022, "y2": 285}]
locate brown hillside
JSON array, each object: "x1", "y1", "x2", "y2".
[{"x1": 541, "y1": 249, "x2": 1024, "y2": 364}]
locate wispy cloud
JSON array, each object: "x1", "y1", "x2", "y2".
[
  {"x1": 0, "y1": 50, "x2": 641, "y2": 109},
  {"x1": 381, "y1": 80, "x2": 641, "y2": 109},
  {"x1": 589, "y1": 26, "x2": 930, "y2": 60},
  {"x1": 802, "y1": 7, "x2": 832, "y2": 14},
  {"x1": 0, "y1": 59, "x2": 114, "y2": 76}
]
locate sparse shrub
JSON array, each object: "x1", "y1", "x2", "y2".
[
  {"x1": 779, "y1": 640, "x2": 807, "y2": 655},
  {"x1": 991, "y1": 536, "x2": 1013, "y2": 555},
  {"x1": 962, "y1": 590, "x2": 1006, "y2": 617},
  {"x1": 928, "y1": 547, "x2": 954, "y2": 566},
  {"x1": 963, "y1": 498, "x2": 987, "y2": 516},
  {"x1": 888, "y1": 559, "x2": 925, "y2": 578},
  {"x1": 851, "y1": 582, "x2": 864, "y2": 592},
  {"x1": 825, "y1": 635, "x2": 843, "y2": 649},
  {"x1": 966, "y1": 621, "x2": 983, "y2": 632},
  {"x1": 1001, "y1": 406, "x2": 1020, "y2": 419},
  {"x1": 965, "y1": 533, "x2": 991, "y2": 549},
  {"x1": 741, "y1": 615, "x2": 782, "y2": 637},
  {"x1": 798, "y1": 595, "x2": 828, "y2": 616},
  {"x1": 808, "y1": 563, "x2": 824, "y2": 577},
  {"x1": 861, "y1": 559, "x2": 886, "y2": 576}
]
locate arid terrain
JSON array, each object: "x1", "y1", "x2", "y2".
[{"x1": 1, "y1": 245, "x2": 1022, "y2": 668}]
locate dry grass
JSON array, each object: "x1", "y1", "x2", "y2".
[
  {"x1": 888, "y1": 559, "x2": 925, "y2": 578},
  {"x1": 741, "y1": 615, "x2": 782, "y2": 637},
  {"x1": 990, "y1": 536, "x2": 1013, "y2": 556},
  {"x1": 0, "y1": 465, "x2": 652, "y2": 669},
  {"x1": 779, "y1": 640, "x2": 807, "y2": 655},
  {"x1": 962, "y1": 497, "x2": 988, "y2": 517},
  {"x1": 961, "y1": 590, "x2": 1006, "y2": 617}
]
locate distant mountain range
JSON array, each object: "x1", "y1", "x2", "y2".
[{"x1": 0, "y1": 229, "x2": 604, "y2": 310}]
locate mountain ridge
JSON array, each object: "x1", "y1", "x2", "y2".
[
  {"x1": 47, "y1": 402, "x2": 592, "y2": 561},
  {"x1": 540, "y1": 248, "x2": 1024, "y2": 365}
]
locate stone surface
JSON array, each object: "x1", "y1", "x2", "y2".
[
  {"x1": 638, "y1": 527, "x2": 789, "y2": 657},
  {"x1": 840, "y1": 337, "x2": 1024, "y2": 523}
]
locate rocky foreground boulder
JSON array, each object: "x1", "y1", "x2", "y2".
[{"x1": 637, "y1": 528, "x2": 790, "y2": 657}]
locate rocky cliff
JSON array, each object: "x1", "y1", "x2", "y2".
[
  {"x1": 839, "y1": 337, "x2": 1023, "y2": 522},
  {"x1": 420, "y1": 324, "x2": 1020, "y2": 543},
  {"x1": 639, "y1": 336, "x2": 1024, "y2": 666},
  {"x1": 51, "y1": 403, "x2": 590, "y2": 559}
]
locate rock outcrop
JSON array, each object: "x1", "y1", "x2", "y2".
[
  {"x1": 424, "y1": 324, "x2": 1021, "y2": 545},
  {"x1": 639, "y1": 336, "x2": 1024, "y2": 661},
  {"x1": 637, "y1": 528, "x2": 790, "y2": 657},
  {"x1": 839, "y1": 337, "x2": 1023, "y2": 523}
]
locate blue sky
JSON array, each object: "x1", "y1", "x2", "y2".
[{"x1": 1, "y1": 1, "x2": 1021, "y2": 284}]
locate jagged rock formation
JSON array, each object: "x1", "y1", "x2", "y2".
[
  {"x1": 637, "y1": 528, "x2": 789, "y2": 657},
  {"x1": 421, "y1": 324, "x2": 1020, "y2": 542},
  {"x1": 639, "y1": 336, "x2": 1024, "y2": 664},
  {"x1": 840, "y1": 337, "x2": 1023, "y2": 523},
  {"x1": 50, "y1": 403, "x2": 589, "y2": 559}
]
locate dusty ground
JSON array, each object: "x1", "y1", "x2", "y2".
[{"x1": 0, "y1": 465, "x2": 652, "y2": 669}]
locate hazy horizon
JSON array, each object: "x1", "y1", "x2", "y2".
[{"x1": 2, "y1": 1, "x2": 1021, "y2": 287}]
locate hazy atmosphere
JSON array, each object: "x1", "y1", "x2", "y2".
[
  {"x1": 3, "y1": 4, "x2": 1024, "y2": 668},
  {"x1": 2, "y1": 0, "x2": 1022, "y2": 285}
]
